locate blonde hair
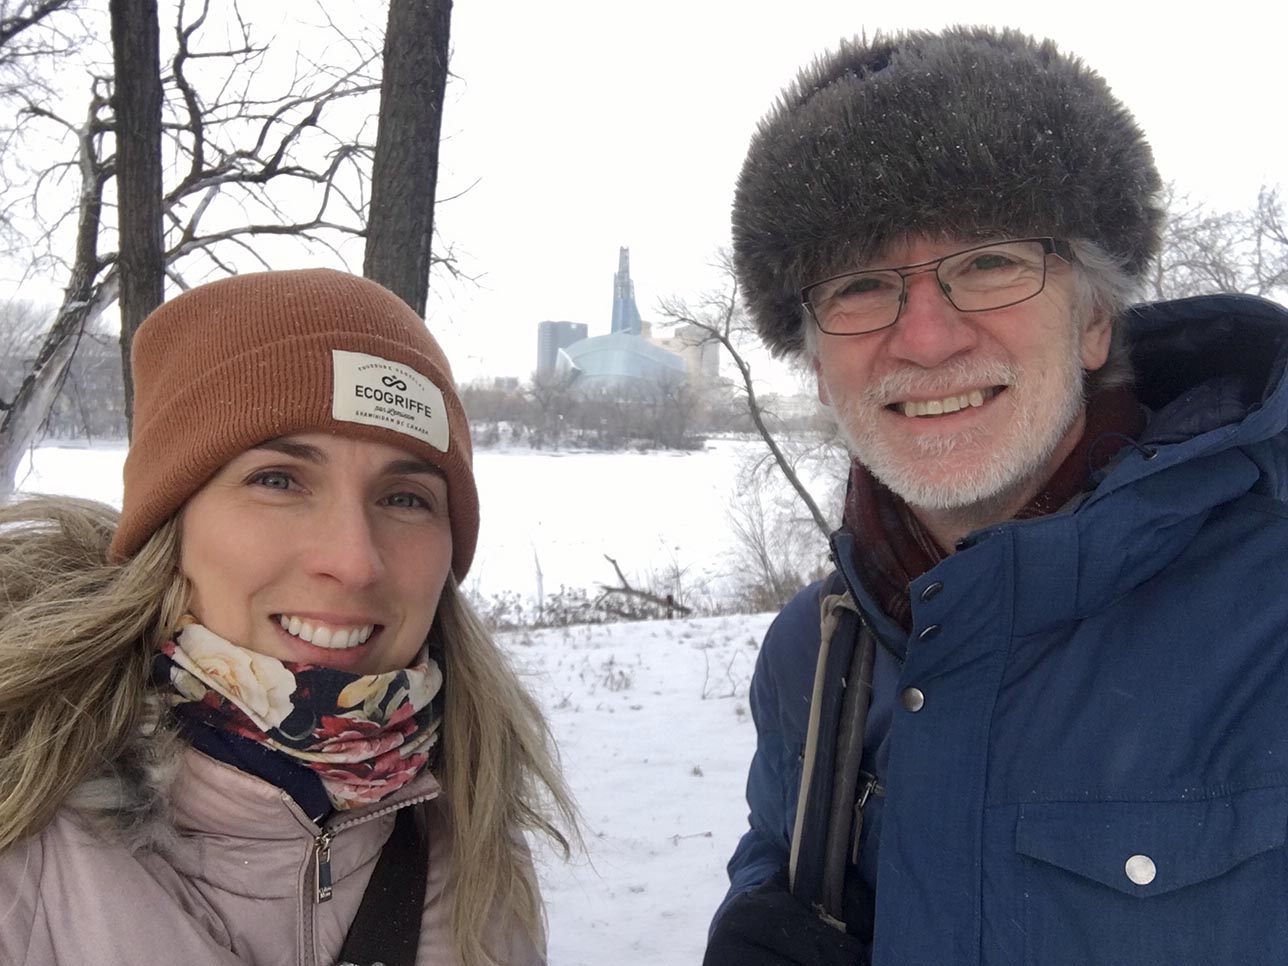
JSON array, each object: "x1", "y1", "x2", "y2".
[
  {"x1": 0, "y1": 496, "x2": 187, "y2": 850},
  {"x1": 433, "y1": 579, "x2": 578, "y2": 964},
  {"x1": 0, "y1": 495, "x2": 576, "y2": 966}
]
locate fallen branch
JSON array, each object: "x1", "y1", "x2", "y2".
[{"x1": 596, "y1": 554, "x2": 693, "y2": 617}]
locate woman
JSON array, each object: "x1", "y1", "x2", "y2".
[{"x1": 0, "y1": 269, "x2": 576, "y2": 966}]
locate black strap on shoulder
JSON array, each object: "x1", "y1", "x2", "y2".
[
  {"x1": 791, "y1": 571, "x2": 878, "y2": 929},
  {"x1": 791, "y1": 572, "x2": 859, "y2": 911},
  {"x1": 821, "y1": 624, "x2": 876, "y2": 917},
  {"x1": 336, "y1": 805, "x2": 428, "y2": 966}
]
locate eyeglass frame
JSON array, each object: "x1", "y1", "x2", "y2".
[{"x1": 800, "y1": 237, "x2": 1074, "y2": 337}]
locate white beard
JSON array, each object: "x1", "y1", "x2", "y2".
[{"x1": 829, "y1": 334, "x2": 1087, "y2": 513}]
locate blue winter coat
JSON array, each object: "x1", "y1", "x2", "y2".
[{"x1": 716, "y1": 294, "x2": 1288, "y2": 964}]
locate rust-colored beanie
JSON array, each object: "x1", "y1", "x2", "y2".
[{"x1": 109, "y1": 269, "x2": 479, "y2": 578}]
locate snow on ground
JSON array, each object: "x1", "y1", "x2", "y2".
[
  {"x1": 21, "y1": 440, "x2": 801, "y2": 963},
  {"x1": 508, "y1": 614, "x2": 772, "y2": 964}
]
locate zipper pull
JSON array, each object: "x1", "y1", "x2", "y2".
[
  {"x1": 315, "y1": 829, "x2": 335, "y2": 903},
  {"x1": 850, "y1": 774, "x2": 883, "y2": 865}
]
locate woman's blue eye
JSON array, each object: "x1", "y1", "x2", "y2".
[
  {"x1": 250, "y1": 471, "x2": 293, "y2": 490},
  {"x1": 385, "y1": 492, "x2": 430, "y2": 510}
]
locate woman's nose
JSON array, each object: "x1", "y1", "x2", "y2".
[{"x1": 302, "y1": 499, "x2": 386, "y2": 588}]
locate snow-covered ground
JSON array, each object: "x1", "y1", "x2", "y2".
[
  {"x1": 19, "y1": 440, "x2": 822, "y2": 964},
  {"x1": 510, "y1": 615, "x2": 770, "y2": 964}
]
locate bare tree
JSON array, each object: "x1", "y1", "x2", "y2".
[
  {"x1": 0, "y1": 1, "x2": 383, "y2": 496},
  {"x1": 363, "y1": 0, "x2": 452, "y2": 315},
  {"x1": 657, "y1": 250, "x2": 832, "y2": 538},
  {"x1": 0, "y1": 300, "x2": 51, "y2": 393},
  {"x1": 1149, "y1": 183, "x2": 1288, "y2": 300},
  {"x1": 0, "y1": 0, "x2": 79, "y2": 96},
  {"x1": 0, "y1": 76, "x2": 115, "y2": 495},
  {"x1": 0, "y1": 1, "x2": 82, "y2": 243},
  {"x1": 726, "y1": 466, "x2": 828, "y2": 611},
  {"x1": 525, "y1": 369, "x2": 574, "y2": 449}
]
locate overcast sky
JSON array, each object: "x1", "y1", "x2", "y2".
[{"x1": 8, "y1": 2, "x2": 1288, "y2": 388}]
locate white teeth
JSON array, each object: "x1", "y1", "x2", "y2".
[
  {"x1": 277, "y1": 616, "x2": 376, "y2": 650},
  {"x1": 899, "y1": 388, "x2": 994, "y2": 418}
]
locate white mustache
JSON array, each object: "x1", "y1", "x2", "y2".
[{"x1": 861, "y1": 357, "x2": 1019, "y2": 406}]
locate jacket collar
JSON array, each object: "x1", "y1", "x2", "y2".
[{"x1": 172, "y1": 745, "x2": 442, "y2": 839}]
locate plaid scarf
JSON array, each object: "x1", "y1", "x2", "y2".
[
  {"x1": 154, "y1": 621, "x2": 441, "y2": 810},
  {"x1": 843, "y1": 388, "x2": 1146, "y2": 630}
]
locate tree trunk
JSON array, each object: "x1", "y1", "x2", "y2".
[
  {"x1": 0, "y1": 101, "x2": 110, "y2": 498},
  {"x1": 363, "y1": 0, "x2": 452, "y2": 316},
  {"x1": 110, "y1": 0, "x2": 164, "y2": 435}
]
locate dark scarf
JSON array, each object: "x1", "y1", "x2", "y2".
[{"x1": 843, "y1": 388, "x2": 1146, "y2": 630}]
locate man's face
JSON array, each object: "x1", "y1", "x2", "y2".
[{"x1": 813, "y1": 236, "x2": 1111, "y2": 513}]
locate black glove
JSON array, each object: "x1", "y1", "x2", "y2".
[{"x1": 703, "y1": 868, "x2": 870, "y2": 966}]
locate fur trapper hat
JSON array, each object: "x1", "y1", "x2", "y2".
[
  {"x1": 733, "y1": 26, "x2": 1164, "y2": 356},
  {"x1": 110, "y1": 269, "x2": 479, "y2": 579}
]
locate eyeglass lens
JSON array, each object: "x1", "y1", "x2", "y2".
[{"x1": 806, "y1": 239, "x2": 1052, "y2": 335}]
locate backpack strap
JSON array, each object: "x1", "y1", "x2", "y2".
[
  {"x1": 789, "y1": 570, "x2": 878, "y2": 930},
  {"x1": 336, "y1": 804, "x2": 428, "y2": 966}
]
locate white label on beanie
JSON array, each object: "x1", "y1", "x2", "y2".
[{"x1": 331, "y1": 350, "x2": 449, "y2": 452}]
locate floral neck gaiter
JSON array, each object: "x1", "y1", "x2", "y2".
[{"x1": 153, "y1": 622, "x2": 441, "y2": 810}]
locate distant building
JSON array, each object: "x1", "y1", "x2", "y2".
[
  {"x1": 610, "y1": 247, "x2": 643, "y2": 336},
  {"x1": 535, "y1": 248, "x2": 703, "y2": 395},
  {"x1": 536, "y1": 320, "x2": 589, "y2": 377},
  {"x1": 652, "y1": 323, "x2": 720, "y2": 386},
  {"x1": 557, "y1": 332, "x2": 686, "y2": 395}
]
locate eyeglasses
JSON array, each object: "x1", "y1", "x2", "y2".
[{"x1": 801, "y1": 237, "x2": 1072, "y2": 336}]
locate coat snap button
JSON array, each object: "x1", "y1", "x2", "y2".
[
  {"x1": 1125, "y1": 854, "x2": 1156, "y2": 885},
  {"x1": 901, "y1": 687, "x2": 925, "y2": 712},
  {"x1": 920, "y1": 581, "x2": 943, "y2": 601},
  {"x1": 917, "y1": 624, "x2": 941, "y2": 641}
]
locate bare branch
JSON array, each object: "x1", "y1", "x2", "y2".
[
  {"x1": 596, "y1": 555, "x2": 693, "y2": 617},
  {"x1": 0, "y1": 0, "x2": 76, "y2": 52},
  {"x1": 1152, "y1": 181, "x2": 1288, "y2": 300},
  {"x1": 657, "y1": 253, "x2": 832, "y2": 538}
]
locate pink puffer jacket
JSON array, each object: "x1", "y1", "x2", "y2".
[{"x1": 0, "y1": 746, "x2": 544, "y2": 965}]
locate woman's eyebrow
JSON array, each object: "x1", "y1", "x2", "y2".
[
  {"x1": 383, "y1": 458, "x2": 445, "y2": 479},
  {"x1": 248, "y1": 439, "x2": 443, "y2": 479},
  {"x1": 251, "y1": 438, "x2": 325, "y2": 462}
]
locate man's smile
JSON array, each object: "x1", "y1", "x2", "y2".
[{"x1": 889, "y1": 386, "x2": 1004, "y2": 418}]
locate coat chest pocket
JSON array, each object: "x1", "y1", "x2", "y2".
[{"x1": 1014, "y1": 787, "x2": 1288, "y2": 966}]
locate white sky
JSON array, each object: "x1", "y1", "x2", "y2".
[{"x1": 7, "y1": 1, "x2": 1288, "y2": 387}]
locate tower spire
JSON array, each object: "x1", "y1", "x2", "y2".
[{"x1": 610, "y1": 246, "x2": 643, "y2": 335}]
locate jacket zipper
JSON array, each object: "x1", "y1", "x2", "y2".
[
  {"x1": 313, "y1": 829, "x2": 335, "y2": 903},
  {"x1": 850, "y1": 772, "x2": 886, "y2": 864},
  {"x1": 293, "y1": 789, "x2": 438, "y2": 966}
]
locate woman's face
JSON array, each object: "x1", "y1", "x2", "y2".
[{"x1": 179, "y1": 433, "x2": 453, "y2": 674}]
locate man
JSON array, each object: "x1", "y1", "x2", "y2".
[{"x1": 705, "y1": 26, "x2": 1288, "y2": 966}]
